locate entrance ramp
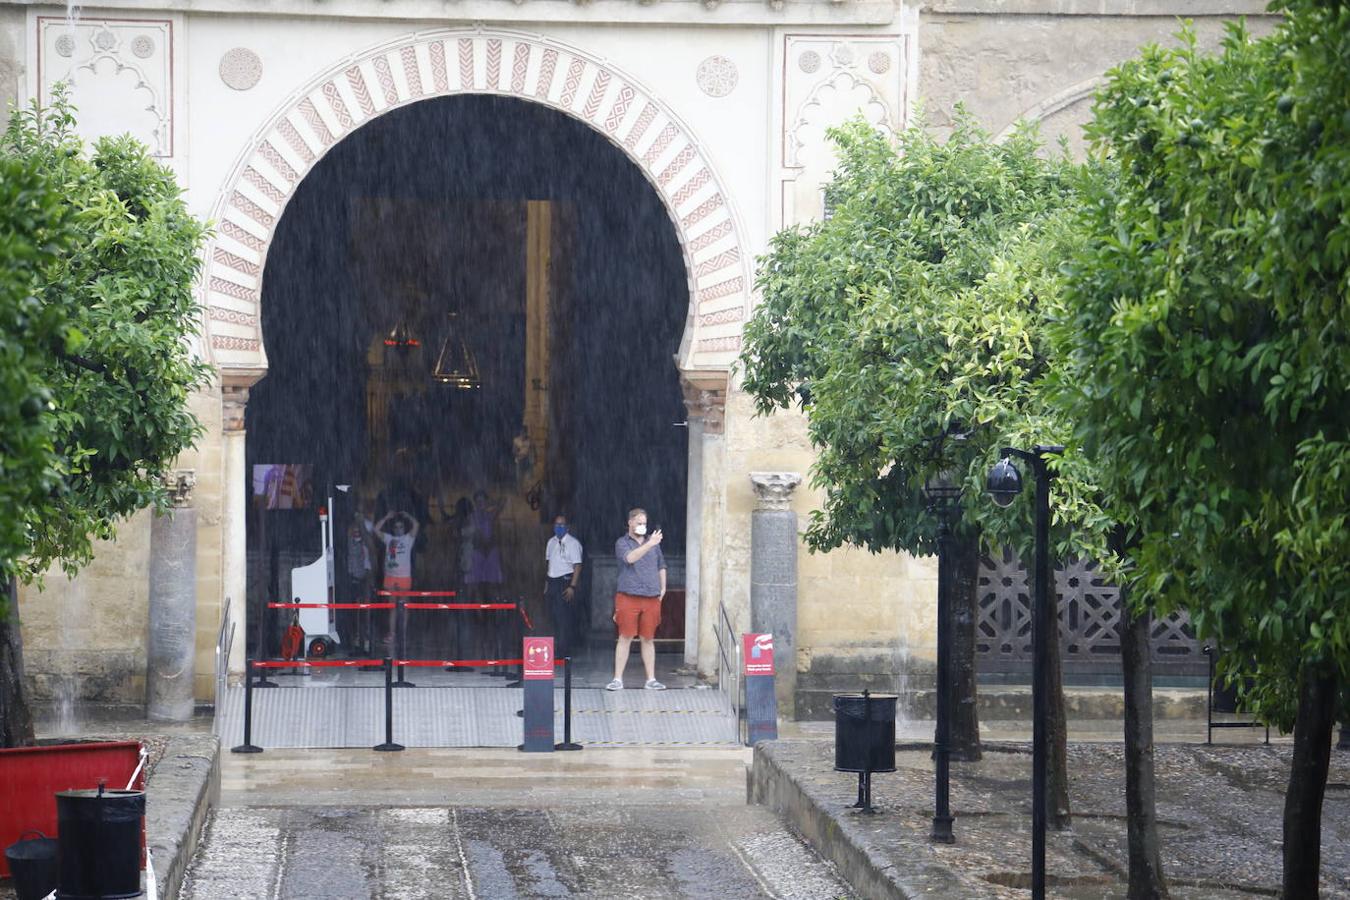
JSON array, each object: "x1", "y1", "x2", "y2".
[{"x1": 214, "y1": 684, "x2": 739, "y2": 749}]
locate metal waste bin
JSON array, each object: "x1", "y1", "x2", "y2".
[
  {"x1": 833, "y1": 691, "x2": 897, "y2": 773},
  {"x1": 56, "y1": 787, "x2": 145, "y2": 899},
  {"x1": 5, "y1": 831, "x2": 59, "y2": 900}
]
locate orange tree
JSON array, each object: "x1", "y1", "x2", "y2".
[
  {"x1": 1055, "y1": 6, "x2": 1349, "y2": 894},
  {"x1": 0, "y1": 92, "x2": 208, "y2": 746}
]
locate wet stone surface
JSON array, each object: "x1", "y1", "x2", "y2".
[
  {"x1": 760, "y1": 738, "x2": 1350, "y2": 899},
  {"x1": 182, "y1": 803, "x2": 851, "y2": 899}
]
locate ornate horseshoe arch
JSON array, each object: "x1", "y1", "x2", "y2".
[{"x1": 202, "y1": 28, "x2": 751, "y2": 386}]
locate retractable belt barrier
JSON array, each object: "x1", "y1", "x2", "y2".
[
  {"x1": 230, "y1": 653, "x2": 576, "y2": 755},
  {"x1": 267, "y1": 592, "x2": 520, "y2": 686},
  {"x1": 269, "y1": 602, "x2": 395, "y2": 610},
  {"x1": 375, "y1": 589, "x2": 458, "y2": 597}
]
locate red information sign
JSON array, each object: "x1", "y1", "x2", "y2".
[
  {"x1": 523, "y1": 637, "x2": 555, "y2": 680},
  {"x1": 743, "y1": 633, "x2": 775, "y2": 676}
]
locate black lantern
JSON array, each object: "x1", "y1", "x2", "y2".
[
  {"x1": 986, "y1": 457, "x2": 1023, "y2": 508},
  {"x1": 431, "y1": 312, "x2": 482, "y2": 390}
]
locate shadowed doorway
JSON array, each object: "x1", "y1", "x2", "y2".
[{"x1": 244, "y1": 95, "x2": 690, "y2": 685}]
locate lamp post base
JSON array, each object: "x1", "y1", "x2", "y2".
[{"x1": 930, "y1": 815, "x2": 955, "y2": 844}]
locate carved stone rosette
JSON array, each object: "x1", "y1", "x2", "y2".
[
  {"x1": 750, "y1": 472, "x2": 802, "y2": 510},
  {"x1": 163, "y1": 469, "x2": 197, "y2": 507}
]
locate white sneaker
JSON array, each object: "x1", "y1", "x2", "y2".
[
  {"x1": 605, "y1": 678, "x2": 623, "y2": 691},
  {"x1": 644, "y1": 679, "x2": 667, "y2": 691}
]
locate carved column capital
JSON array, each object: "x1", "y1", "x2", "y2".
[
  {"x1": 750, "y1": 472, "x2": 802, "y2": 510},
  {"x1": 680, "y1": 371, "x2": 728, "y2": 436},
  {"x1": 163, "y1": 469, "x2": 196, "y2": 507},
  {"x1": 222, "y1": 385, "x2": 249, "y2": 434}
]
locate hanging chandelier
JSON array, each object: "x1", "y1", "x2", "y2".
[
  {"x1": 432, "y1": 312, "x2": 482, "y2": 390},
  {"x1": 383, "y1": 319, "x2": 421, "y2": 358}
]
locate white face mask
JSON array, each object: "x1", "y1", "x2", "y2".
[{"x1": 633, "y1": 523, "x2": 647, "y2": 536}]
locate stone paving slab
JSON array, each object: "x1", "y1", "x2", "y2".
[{"x1": 753, "y1": 737, "x2": 1350, "y2": 899}]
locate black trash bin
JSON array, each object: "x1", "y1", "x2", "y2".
[
  {"x1": 55, "y1": 787, "x2": 145, "y2": 899},
  {"x1": 5, "y1": 831, "x2": 60, "y2": 900},
  {"x1": 833, "y1": 691, "x2": 898, "y2": 774}
]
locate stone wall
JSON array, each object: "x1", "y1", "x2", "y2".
[
  {"x1": 918, "y1": 1, "x2": 1278, "y2": 154},
  {"x1": 714, "y1": 387, "x2": 938, "y2": 720},
  {"x1": 19, "y1": 509, "x2": 152, "y2": 711},
  {"x1": 18, "y1": 381, "x2": 226, "y2": 709}
]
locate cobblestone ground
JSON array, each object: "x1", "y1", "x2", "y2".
[
  {"x1": 183, "y1": 805, "x2": 850, "y2": 899},
  {"x1": 181, "y1": 747, "x2": 853, "y2": 899},
  {"x1": 764, "y1": 738, "x2": 1350, "y2": 899}
]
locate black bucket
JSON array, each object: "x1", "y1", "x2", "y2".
[
  {"x1": 55, "y1": 788, "x2": 145, "y2": 899},
  {"x1": 6, "y1": 831, "x2": 60, "y2": 900},
  {"x1": 833, "y1": 691, "x2": 897, "y2": 774}
]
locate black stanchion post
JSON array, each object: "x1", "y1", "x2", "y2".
[
  {"x1": 231, "y1": 660, "x2": 263, "y2": 754},
  {"x1": 393, "y1": 599, "x2": 415, "y2": 688},
  {"x1": 506, "y1": 604, "x2": 525, "y2": 688},
  {"x1": 555, "y1": 658, "x2": 582, "y2": 751},
  {"x1": 373, "y1": 657, "x2": 405, "y2": 752}
]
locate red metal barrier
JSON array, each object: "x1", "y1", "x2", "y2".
[
  {"x1": 251, "y1": 659, "x2": 386, "y2": 668},
  {"x1": 0, "y1": 741, "x2": 144, "y2": 878},
  {"x1": 392, "y1": 658, "x2": 567, "y2": 668}
]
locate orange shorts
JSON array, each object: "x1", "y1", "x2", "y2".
[
  {"x1": 614, "y1": 592, "x2": 661, "y2": 640},
  {"x1": 383, "y1": 576, "x2": 412, "y2": 592}
]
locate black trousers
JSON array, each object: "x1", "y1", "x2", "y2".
[{"x1": 546, "y1": 575, "x2": 577, "y2": 658}]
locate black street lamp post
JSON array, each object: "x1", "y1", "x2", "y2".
[
  {"x1": 987, "y1": 444, "x2": 1063, "y2": 900},
  {"x1": 924, "y1": 471, "x2": 961, "y2": 845}
]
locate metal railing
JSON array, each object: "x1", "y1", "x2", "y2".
[
  {"x1": 714, "y1": 601, "x2": 744, "y2": 744},
  {"x1": 214, "y1": 599, "x2": 235, "y2": 723}
]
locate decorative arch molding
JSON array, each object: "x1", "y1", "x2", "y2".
[
  {"x1": 202, "y1": 27, "x2": 752, "y2": 386},
  {"x1": 995, "y1": 75, "x2": 1107, "y2": 143}
]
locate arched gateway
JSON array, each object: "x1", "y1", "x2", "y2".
[
  {"x1": 212, "y1": 29, "x2": 740, "y2": 678},
  {"x1": 202, "y1": 28, "x2": 750, "y2": 384}
]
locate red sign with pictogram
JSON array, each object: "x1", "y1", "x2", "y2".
[
  {"x1": 743, "y1": 633, "x2": 775, "y2": 676},
  {"x1": 524, "y1": 637, "x2": 555, "y2": 680}
]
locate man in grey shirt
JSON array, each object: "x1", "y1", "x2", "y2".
[{"x1": 607, "y1": 507, "x2": 667, "y2": 690}]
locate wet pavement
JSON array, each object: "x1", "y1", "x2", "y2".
[
  {"x1": 181, "y1": 746, "x2": 853, "y2": 899},
  {"x1": 755, "y1": 723, "x2": 1350, "y2": 899}
]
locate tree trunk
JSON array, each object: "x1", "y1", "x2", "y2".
[
  {"x1": 950, "y1": 530, "x2": 982, "y2": 761},
  {"x1": 1040, "y1": 565, "x2": 1071, "y2": 830},
  {"x1": 1121, "y1": 602, "x2": 1168, "y2": 898},
  {"x1": 1, "y1": 578, "x2": 36, "y2": 748},
  {"x1": 1282, "y1": 665, "x2": 1336, "y2": 899}
]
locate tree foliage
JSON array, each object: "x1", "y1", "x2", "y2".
[
  {"x1": 0, "y1": 139, "x2": 72, "y2": 582},
  {"x1": 0, "y1": 89, "x2": 210, "y2": 582},
  {"x1": 740, "y1": 111, "x2": 1111, "y2": 562},
  {"x1": 1056, "y1": 7, "x2": 1349, "y2": 727}
]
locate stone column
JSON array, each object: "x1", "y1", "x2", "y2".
[
  {"x1": 681, "y1": 374, "x2": 727, "y2": 670},
  {"x1": 147, "y1": 470, "x2": 198, "y2": 722},
  {"x1": 749, "y1": 471, "x2": 802, "y2": 717},
  {"x1": 221, "y1": 385, "x2": 249, "y2": 681}
]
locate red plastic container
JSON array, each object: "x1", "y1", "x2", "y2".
[{"x1": 0, "y1": 741, "x2": 144, "y2": 879}]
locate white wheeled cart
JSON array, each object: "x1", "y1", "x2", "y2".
[{"x1": 289, "y1": 499, "x2": 338, "y2": 657}]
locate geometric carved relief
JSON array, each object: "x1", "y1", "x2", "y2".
[
  {"x1": 38, "y1": 17, "x2": 173, "y2": 156},
  {"x1": 203, "y1": 29, "x2": 751, "y2": 377},
  {"x1": 976, "y1": 549, "x2": 1204, "y2": 675},
  {"x1": 780, "y1": 33, "x2": 910, "y2": 228}
]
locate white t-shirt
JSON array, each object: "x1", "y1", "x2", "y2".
[
  {"x1": 545, "y1": 533, "x2": 583, "y2": 579},
  {"x1": 381, "y1": 533, "x2": 414, "y2": 579}
]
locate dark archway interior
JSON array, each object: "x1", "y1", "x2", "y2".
[{"x1": 245, "y1": 95, "x2": 689, "y2": 659}]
